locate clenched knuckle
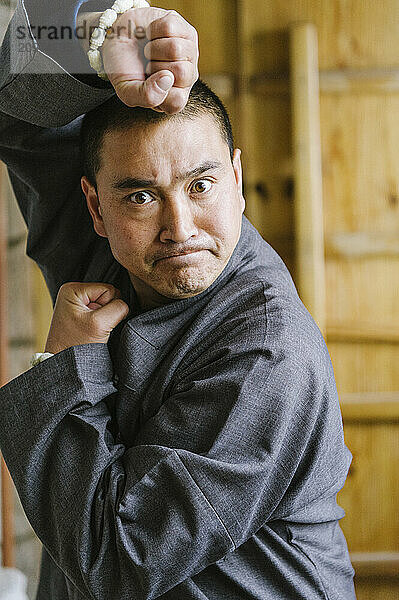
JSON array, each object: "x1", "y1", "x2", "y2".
[
  {"x1": 188, "y1": 23, "x2": 198, "y2": 41},
  {"x1": 167, "y1": 9, "x2": 180, "y2": 20},
  {"x1": 161, "y1": 18, "x2": 176, "y2": 38},
  {"x1": 173, "y1": 61, "x2": 188, "y2": 80},
  {"x1": 169, "y1": 38, "x2": 182, "y2": 57}
]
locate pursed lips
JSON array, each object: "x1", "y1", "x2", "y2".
[{"x1": 153, "y1": 249, "x2": 208, "y2": 263}]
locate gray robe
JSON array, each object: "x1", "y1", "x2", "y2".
[{"x1": 0, "y1": 2, "x2": 356, "y2": 599}]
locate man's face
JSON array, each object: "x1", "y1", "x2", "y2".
[{"x1": 82, "y1": 113, "x2": 245, "y2": 310}]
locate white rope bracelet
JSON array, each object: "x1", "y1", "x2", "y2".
[
  {"x1": 30, "y1": 352, "x2": 54, "y2": 368},
  {"x1": 87, "y1": 0, "x2": 150, "y2": 80}
]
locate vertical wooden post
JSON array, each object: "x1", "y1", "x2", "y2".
[
  {"x1": 234, "y1": 0, "x2": 260, "y2": 227},
  {"x1": 0, "y1": 161, "x2": 15, "y2": 567},
  {"x1": 290, "y1": 23, "x2": 326, "y2": 334}
]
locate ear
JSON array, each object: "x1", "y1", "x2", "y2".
[
  {"x1": 232, "y1": 148, "x2": 245, "y2": 213},
  {"x1": 81, "y1": 176, "x2": 108, "y2": 238}
]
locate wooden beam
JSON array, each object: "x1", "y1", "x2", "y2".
[
  {"x1": 327, "y1": 323, "x2": 399, "y2": 344},
  {"x1": 202, "y1": 67, "x2": 399, "y2": 99},
  {"x1": 351, "y1": 552, "x2": 399, "y2": 578},
  {"x1": 321, "y1": 68, "x2": 399, "y2": 94},
  {"x1": 326, "y1": 231, "x2": 399, "y2": 259},
  {"x1": 251, "y1": 67, "x2": 399, "y2": 96},
  {"x1": 290, "y1": 23, "x2": 326, "y2": 333},
  {"x1": 340, "y1": 392, "x2": 399, "y2": 422}
]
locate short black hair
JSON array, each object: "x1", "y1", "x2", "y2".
[{"x1": 80, "y1": 78, "x2": 234, "y2": 185}]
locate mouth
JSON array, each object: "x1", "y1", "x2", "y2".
[{"x1": 155, "y1": 249, "x2": 206, "y2": 263}]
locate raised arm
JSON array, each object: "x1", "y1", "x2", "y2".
[{"x1": 0, "y1": 0, "x2": 199, "y2": 301}]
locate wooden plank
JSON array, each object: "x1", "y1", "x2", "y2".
[
  {"x1": 326, "y1": 232, "x2": 399, "y2": 258},
  {"x1": 351, "y1": 552, "x2": 399, "y2": 578},
  {"x1": 321, "y1": 68, "x2": 399, "y2": 94},
  {"x1": 355, "y1": 579, "x2": 399, "y2": 600},
  {"x1": 251, "y1": 68, "x2": 399, "y2": 96},
  {"x1": 338, "y1": 422, "x2": 399, "y2": 552},
  {"x1": 328, "y1": 342, "x2": 399, "y2": 394},
  {"x1": 290, "y1": 23, "x2": 326, "y2": 332},
  {"x1": 340, "y1": 392, "x2": 399, "y2": 421},
  {"x1": 327, "y1": 324, "x2": 399, "y2": 344},
  {"x1": 325, "y1": 259, "x2": 399, "y2": 335},
  {"x1": 320, "y1": 95, "x2": 399, "y2": 238}
]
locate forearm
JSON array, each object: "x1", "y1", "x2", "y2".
[
  {"x1": 22, "y1": 0, "x2": 110, "y2": 74},
  {"x1": 0, "y1": 0, "x2": 114, "y2": 127},
  {"x1": 0, "y1": 344, "x2": 233, "y2": 599}
]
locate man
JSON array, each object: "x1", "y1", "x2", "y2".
[{"x1": 0, "y1": 1, "x2": 356, "y2": 599}]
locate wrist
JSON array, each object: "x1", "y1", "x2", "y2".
[{"x1": 30, "y1": 352, "x2": 55, "y2": 368}]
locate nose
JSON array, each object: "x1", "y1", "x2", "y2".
[{"x1": 159, "y1": 196, "x2": 199, "y2": 244}]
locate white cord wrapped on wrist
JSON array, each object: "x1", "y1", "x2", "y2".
[
  {"x1": 30, "y1": 352, "x2": 54, "y2": 368},
  {"x1": 87, "y1": 0, "x2": 150, "y2": 80}
]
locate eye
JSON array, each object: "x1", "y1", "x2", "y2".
[
  {"x1": 191, "y1": 179, "x2": 213, "y2": 194},
  {"x1": 127, "y1": 191, "x2": 154, "y2": 205}
]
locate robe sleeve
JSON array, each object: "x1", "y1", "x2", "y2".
[
  {"x1": 22, "y1": 0, "x2": 116, "y2": 76},
  {"x1": 0, "y1": 0, "x2": 115, "y2": 127},
  {"x1": 0, "y1": 344, "x2": 235, "y2": 600},
  {"x1": 0, "y1": 0, "x2": 116, "y2": 301},
  {"x1": 0, "y1": 297, "x2": 352, "y2": 600}
]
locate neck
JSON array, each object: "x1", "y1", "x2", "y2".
[{"x1": 128, "y1": 274, "x2": 175, "y2": 312}]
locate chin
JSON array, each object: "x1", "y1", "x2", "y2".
[{"x1": 156, "y1": 266, "x2": 218, "y2": 299}]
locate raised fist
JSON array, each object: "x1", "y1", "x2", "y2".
[{"x1": 44, "y1": 282, "x2": 130, "y2": 355}]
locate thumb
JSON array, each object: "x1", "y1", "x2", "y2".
[
  {"x1": 92, "y1": 298, "x2": 130, "y2": 332},
  {"x1": 115, "y1": 70, "x2": 175, "y2": 108}
]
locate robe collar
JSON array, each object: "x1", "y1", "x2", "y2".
[{"x1": 113, "y1": 215, "x2": 260, "y2": 349}]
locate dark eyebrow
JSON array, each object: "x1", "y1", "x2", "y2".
[{"x1": 111, "y1": 161, "x2": 224, "y2": 191}]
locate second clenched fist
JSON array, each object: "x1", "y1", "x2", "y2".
[{"x1": 44, "y1": 282, "x2": 130, "y2": 355}]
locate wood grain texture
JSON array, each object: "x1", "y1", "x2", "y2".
[
  {"x1": 337, "y1": 422, "x2": 399, "y2": 552},
  {"x1": 242, "y1": 0, "x2": 399, "y2": 71},
  {"x1": 330, "y1": 342, "x2": 399, "y2": 393},
  {"x1": 252, "y1": 67, "x2": 399, "y2": 95},
  {"x1": 325, "y1": 258, "x2": 399, "y2": 331},
  {"x1": 340, "y1": 392, "x2": 399, "y2": 421},
  {"x1": 354, "y1": 579, "x2": 399, "y2": 600},
  {"x1": 290, "y1": 23, "x2": 326, "y2": 331},
  {"x1": 320, "y1": 95, "x2": 399, "y2": 236},
  {"x1": 351, "y1": 552, "x2": 399, "y2": 577}
]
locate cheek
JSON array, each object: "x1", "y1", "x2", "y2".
[
  {"x1": 105, "y1": 217, "x2": 156, "y2": 263},
  {"x1": 205, "y1": 189, "x2": 242, "y2": 237}
]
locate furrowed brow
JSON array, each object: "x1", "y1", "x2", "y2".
[{"x1": 111, "y1": 161, "x2": 224, "y2": 191}]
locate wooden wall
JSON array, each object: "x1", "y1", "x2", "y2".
[{"x1": 5, "y1": 0, "x2": 397, "y2": 598}]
